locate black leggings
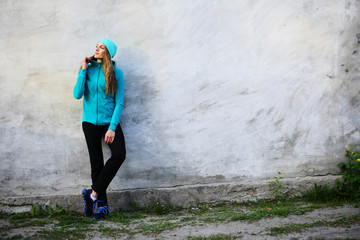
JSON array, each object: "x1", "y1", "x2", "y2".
[{"x1": 82, "y1": 122, "x2": 126, "y2": 206}]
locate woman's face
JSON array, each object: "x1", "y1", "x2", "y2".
[{"x1": 94, "y1": 42, "x2": 106, "y2": 59}]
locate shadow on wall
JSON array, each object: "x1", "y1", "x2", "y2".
[{"x1": 112, "y1": 48, "x2": 178, "y2": 190}]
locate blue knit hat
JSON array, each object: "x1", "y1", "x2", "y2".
[{"x1": 98, "y1": 39, "x2": 117, "y2": 58}]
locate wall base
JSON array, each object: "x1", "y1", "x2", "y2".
[{"x1": 0, "y1": 175, "x2": 341, "y2": 213}]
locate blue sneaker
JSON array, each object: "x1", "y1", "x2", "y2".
[
  {"x1": 82, "y1": 189, "x2": 96, "y2": 217},
  {"x1": 92, "y1": 205, "x2": 110, "y2": 221}
]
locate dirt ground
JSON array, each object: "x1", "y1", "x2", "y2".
[
  {"x1": 1, "y1": 204, "x2": 360, "y2": 240},
  {"x1": 92, "y1": 205, "x2": 360, "y2": 240}
]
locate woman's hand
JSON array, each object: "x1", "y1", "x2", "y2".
[
  {"x1": 105, "y1": 129, "x2": 115, "y2": 145},
  {"x1": 81, "y1": 57, "x2": 91, "y2": 70}
]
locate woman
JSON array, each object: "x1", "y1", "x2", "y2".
[{"x1": 73, "y1": 39, "x2": 126, "y2": 221}]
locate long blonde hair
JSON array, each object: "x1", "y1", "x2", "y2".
[{"x1": 102, "y1": 48, "x2": 117, "y2": 95}]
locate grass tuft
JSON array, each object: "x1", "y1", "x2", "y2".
[
  {"x1": 36, "y1": 228, "x2": 87, "y2": 240},
  {"x1": 98, "y1": 224, "x2": 133, "y2": 238},
  {"x1": 268, "y1": 214, "x2": 360, "y2": 236},
  {"x1": 231, "y1": 199, "x2": 321, "y2": 222},
  {"x1": 187, "y1": 233, "x2": 238, "y2": 240},
  {"x1": 136, "y1": 221, "x2": 182, "y2": 234}
]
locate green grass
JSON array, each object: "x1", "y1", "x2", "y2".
[
  {"x1": 0, "y1": 204, "x2": 97, "y2": 240},
  {"x1": 2, "y1": 235, "x2": 25, "y2": 240},
  {"x1": 129, "y1": 199, "x2": 183, "y2": 215},
  {"x1": 0, "y1": 193, "x2": 358, "y2": 239},
  {"x1": 187, "y1": 233, "x2": 239, "y2": 240},
  {"x1": 305, "y1": 238, "x2": 360, "y2": 240},
  {"x1": 0, "y1": 211, "x2": 10, "y2": 219},
  {"x1": 231, "y1": 199, "x2": 321, "y2": 222},
  {"x1": 135, "y1": 220, "x2": 183, "y2": 234},
  {"x1": 106, "y1": 211, "x2": 131, "y2": 225},
  {"x1": 301, "y1": 183, "x2": 359, "y2": 204},
  {"x1": 35, "y1": 228, "x2": 87, "y2": 240},
  {"x1": 98, "y1": 224, "x2": 133, "y2": 238},
  {"x1": 268, "y1": 214, "x2": 360, "y2": 236},
  {"x1": 9, "y1": 219, "x2": 48, "y2": 228},
  {"x1": 181, "y1": 216, "x2": 197, "y2": 222},
  {"x1": 56, "y1": 214, "x2": 95, "y2": 228}
]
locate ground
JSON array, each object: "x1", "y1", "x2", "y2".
[{"x1": 1, "y1": 199, "x2": 359, "y2": 240}]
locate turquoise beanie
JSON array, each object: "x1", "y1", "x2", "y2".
[{"x1": 98, "y1": 39, "x2": 117, "y2": 58}]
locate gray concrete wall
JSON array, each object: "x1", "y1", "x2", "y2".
[{"x1": 0, "y1": 0, "x2": 359, "y2": 197}]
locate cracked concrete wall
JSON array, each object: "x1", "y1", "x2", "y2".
[{"x1": 0, "y1": 0, "x2": 359, "y2": 197}]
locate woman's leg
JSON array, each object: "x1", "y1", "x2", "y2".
[
  {"x1": 81, "y1": 122, "x2": 104, "y2": 217},
  {"x1": 82, "y1": 122, "x2": 104, "y2": 185},
  {"x1": 92, "y1": 124, "x2": 126, "y2": 206}
]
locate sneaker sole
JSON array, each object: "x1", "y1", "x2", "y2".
[{"x1": 91, "y1": 206, "x2": 110, "y2": 221}]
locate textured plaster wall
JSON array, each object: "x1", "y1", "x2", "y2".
[{"x1": 0, "y1": 0, "x2": 359, "y2": 197}]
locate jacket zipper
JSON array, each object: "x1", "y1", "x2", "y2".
[{"x1": 96, "y1": 64, "x2": 100, "y2": 125}]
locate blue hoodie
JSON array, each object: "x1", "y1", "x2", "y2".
[{"x1": 73, "y1": 60, "x2": 124, "y2": 131}]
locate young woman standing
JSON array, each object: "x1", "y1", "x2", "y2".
[{"x1": 73, "y1": 39, "x2": 126, "y2": 220}]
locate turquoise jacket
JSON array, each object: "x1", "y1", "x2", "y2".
[{"x1": 73, "y1": 60, "x2": 124, "y2": 131}]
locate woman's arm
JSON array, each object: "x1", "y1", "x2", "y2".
[
  {"x1": 109, "y1": 69, "x2": 125, "y2": 131},
  {"x1": 73, "y1": 57, "x2": 90, "y2": 99}
]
